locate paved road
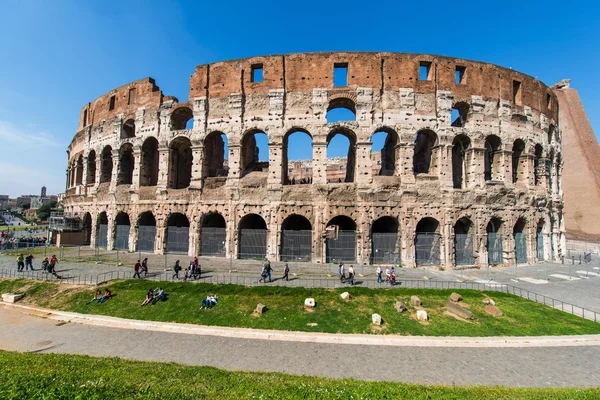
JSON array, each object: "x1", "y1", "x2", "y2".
[{"x1": 0, "y1": 306, "x2": 599, "y2": 388}]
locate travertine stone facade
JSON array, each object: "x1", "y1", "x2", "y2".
[{"x1": 63, "y1": 52, "x2": 564, "y2": 267}]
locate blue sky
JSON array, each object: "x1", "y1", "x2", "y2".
[{"x1": 0, "y1": 0, "x2": 598, "y2": 197}]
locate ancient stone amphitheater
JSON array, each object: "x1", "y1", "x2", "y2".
[{"x1": 62, "y1": 52, "x2": 564, "y2": 268}]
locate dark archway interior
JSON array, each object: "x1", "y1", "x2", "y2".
[
  {"x1": 487, "y1": 218, "x2": 503, "y2": 233},
  {"x1": 327, "y1": 215, "x2": 356, "y2": 231},
  {"x1": 239, "y1": 214, "x2": 267, "y2": 230},
  {"x1": 82, "y1": 213, "x2": 92, "y2": 244},
  {"x1": 115, "y1": 212, "x2": 130, "y2": 226},
  {"x1": 203, "y1": 132, "x2": 228, "y2": 178},
  {"x1": 98, "y1": 212, "x2": 108, "y2": 225},
  {"x1": 117, "y1": 144, "x2": 134, "y2": 185},
  {"x1": 171, "y1": 107, "x2": 193, "y2": 130},
  {"x1": 513, "y1": 218, "x2": 527, "y2": 234},
  {"x1": 121, "y1": 119, "x2": 135, "y2": 139},
  {"x1": 452, "y1": 135, "x2": 470, "y2": 189},
  {"x1": 141, "y1": 137, "x2": 159, "y2": 186},
  {"x1": 169, "y1": 137, "x2": 192, "y2": 189},
  {"x1": 512, "y1": 139, "x2": 525, "y2": 183},
  {"x1": 75, "y1": 155, "x2": 84, "y2": 185},
  {"x1": 138, "y1": 212, "x2": 156, "y2": 226},
  {"x1": 484, "y1": 135, "x2": 502, "y2": 181},
  {"x1": 454, "y1": 217, "x2": 472, "y2": 234},
  {"x1": 534, "y1": 144, "x2": 543, "y2": 185},
  {"x1": 413, "y1": 130, "x2": 436, "y2": 174},
  {"x1": 372, "y1": 216, "x2": 398, "y2": 233},
  {"x1": 167, "y1": 213, "x2": 190, "y2": 227},
  {"x1": 87, "y1": 151, "x2": 96, "y2": 184},
  {"x1": 202, "y1": 213, "x2": 226, "y2": 228},
  {"x1": 282, "y1": 214, "x2": 312, "y2": 231},
  {"x1": 416, "y1": 217, "x2": 439, "y2": 233},
  {"x1": 100, "y1": 146, "x2": 113, "y2": 183}
]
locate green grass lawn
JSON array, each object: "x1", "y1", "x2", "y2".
[
  {"x1": 2, "y1": 278, "x2": 599, "y2": 337},
  {"x1": 0, "y1": 351, "x2": 597, "y2": 399}
]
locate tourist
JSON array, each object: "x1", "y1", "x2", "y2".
[
  {"x1": 152, "y1": 287, "x2": 165, "y2": 304},
  {"x1": 200, "y1": 295, "x2": 218, "y2": 309},
  {"x1": 184, "y1": 269, "x2": 189, "y2": 281},
  {"x1": 282, "y1": 263, "x2": 289, "y2": 281},
  {"x1": 50, "y1": 255, "x2": 58, "y2": 273},
  {"x1": 259, "y1": 265, "x2": 267, "y2": 283},
  {"x1": 89, "y1": 289, "x2": 102, "y2": 303},
  {"x1": 141, "y1": 288, "x2": 154, "y2": 306},
  {"x1": 16, "y1": 254, "x2": 24, "y2": 271},
  {"x1": 390, "y1": 269, "x2": 397, "y2": 286},
  {"x1": 264, "y1": 260, "x2": 273, "y2": 282},
  {"x1": 376, "y1": 265, "x2": 383, "y2": 283},
  {"x1": 25, "y1": 254, "x2": 34, "y2": 271},
  {"x1": 347, "y1": 265, "x2": 355, "y2": 286},
  {"x1": 98, "y1": 288, "x2": 112, "y2": 303},
  {"x1": 339, "y1": 262, "x2": 345, "y2": 282},
  {"x1": 193, "y1": 256, "x2": 199, "y2": 269},
  {"x1": 141, "y1": 258, "x2": 148, "y2": 276},
  {"x1": 172, "y1": 260, "x2": 182, "y2": 279},
  {"x1": 41, "y1": 257, "x2": 49, "y2": 272},
  {"x1": 385, "y1": 267, "x2": 391, "y2": 283},
  {"x1": 133, "y1": 260, "x2": 142, "y2": 279}
]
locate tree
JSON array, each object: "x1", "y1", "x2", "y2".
[{"x1": 36, "y1": 202, "x2": 57, "y2": 221}]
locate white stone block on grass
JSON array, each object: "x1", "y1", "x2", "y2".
[
  {"x1": 416, "y1": 310, "x2": 428, "y2": 321},
  {"x1": 304, "y1": 298, "x2": 315, "y2": 308},
  {"x1": 2, "y1": 293, "x2": 24, "y2": 303},
  {"x1": 372, "y1": 313, "x2": 382, "y2": 325}
]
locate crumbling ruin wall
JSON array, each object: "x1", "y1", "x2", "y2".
[{"x1": 63, "y1": 52, "x2": 564, "y2": 267}]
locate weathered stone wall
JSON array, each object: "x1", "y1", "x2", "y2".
[{"x1": 63, "y1": 52, "x2": 564, "y2": 267}]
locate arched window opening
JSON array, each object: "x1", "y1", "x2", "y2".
[
  {"x1": 114, "y1": 212, "x2": 131, "y2": 250},
  {"x1": 241, "y1": 131, "x2": 269, "y2": 178},
  {"x1": 372, "y1": 129, "x2": 397, "y2": 176},
  {"x1": 201, "y1": 213, "x2": 226, "y2": 257},
  {"x1": 137, "y1": 211, "x2": 156, "y2": 253},
  {"x1": 487, "y1": 217, "x2": 504, "y2": 265},
  {"x1": 100, "y1": 146, "x2": 113, "y2": 184},
  {"x1": 452, "y1": 135, "x2": 470, "y2": 189},
  {"x1": 283, "y1": 130, "x2": 313, "y2": 185},
  {"x1": 168, "y1": 137, "x2": 192, "y2": 189},
  {"x1": 140, "y1": 137, "x2": 159, "y2": 187},
  {"x1": 97, "y1": 212, "x2": 109, "y2": 249},
  {"x1": 413, "y1": 129, "x2": 438, "y2": 175},
  {"x1": 451, "y1": 102, "x2": 470, "y2": 128},
  {"x1": 82, "y1": 212, "x2": 92, "y2": 245},
  {"x1": 326, "y1": 215, "x2": 356, "y2": 263},
  {"x1": 86, "y1": 151, "x2": 96, "y2": 185},
  {"x1": 548, "y1": 125, "x2": 555, "y2": 145},
  {"x1": 121, "y1": 119, "x2": 135, "y2": 139},
  {"x1": 415, "y1": 217, "x2": 441, "y2": 266},
  {"x1": 171, "y1": 107, "x2": 193, "y2": 130},
  {"x1": 536, "y1": 219, "x2": 545, "y2": 261},
  {"x1": 238, "y1": 214, "x2": 267, "y2": 259},
  {"x1": 454, "y1": 217, "x2": 474, "y2": 266},
  {"x1": 371, "y1": 216, "x2": 399, "y2": 264},
  {"x1": 75, "y1": 155, "x2": 84, "y2": 185},
  {"x1": 548, "y1": 149, "x2": 555, "y2": 192},
  {"x1": 534, "y1": 144, "x2": 543, "y2": 186},
  {"x1": 203, "y1": 132, "x2": 229, "y2": 178},
  {"x1": 166, "y1": 213, "x2": 190, "y2": 254},
  {"x1": 555, "y1": 153, "x2": 562, "y2": 194},
  {"x1": 512, "y1": 139, "x2": 525, "y2": 184},
  {"x1": 117, "y1": 143, "x2": 134, "y2": 186},
  {"x1": 484, "y1": 135, "x2": 502, "y2": 181},
  {"x1": 326, "y1": 129, "x2": 356, "y2": 183},
  {"x1": 514, "y1": 217, "x2": 527, "y2": 264},
  {"x1": 281, "y1": 214, "x2": 312, "y2": 262},
  {"x1": 326, "y1": 98, "x2": 356, "y2": 123}
]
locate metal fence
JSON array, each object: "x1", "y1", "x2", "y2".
[
  {"x1": 514, "y1": 232, "x2": 527, "y2": 264},
  {"x1": 200, "y1": 227, "x2": 226, "y2": 257},
  {"x1": 97, "y1": 224, "x2": 108, "y2": 249},
  {"x1": 487, "y1": 233, "x2": 503, "y2": 265},
  {"x1": 166, "y1": 227, "x2": 189, "y2": 254},
  {"x1": 239, "y1": 229, "x2": 267, "y2": 259},
  {"x1": 371, "y1": 233, "x2": 399, "y2": 264},
  {"x1": 137, "y1": 225, "x2": 156, "y2": 252},
  {"x1": 280, "y1": 230, "x2": 312, "y2": 262},
  {"x1": 114, "y1": 225, "x2": 130, "y2": 250},
  {"x1": 454, "y1": 234, "x2": 474, "y2": 265},
  {"x1": 415, "y1": 233, "x2": 440, "y2": 266},
  {"x1": 326, "y1": 231, "x2": 356, "y2": 263}
]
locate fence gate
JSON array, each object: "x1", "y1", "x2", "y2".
[
  {"x1": 114, "y1": 225, "x2": 130, "y2": 250},
  {"x1": 97, "y1": 224, "x2": 108, "y2": 249},
  {"x1": 536, "y1": 232, "x2": 544, "y2": 261},
  {"x1": 371, "y1": 233, "x2": 398, "y2": 264},
  {"x1": 137, "y1": 225, "x2": 156, "y2": 252},
  {"x1": 487, "y1": 233, "x2": 503, "y2": 265},
  {"x1": 514, "y1": 232, "x2": 527, "y2": 264},
  {"x1": 281, "y1": 230, "x2": 312, "y2": 262},
  {"x1": 166, "y1": 226, "x2": 189, "y2": 253},
  {"x1": 239, "y1": 229, "x2": 267, "y2": 259},
  {"x1": 415, "y1": 233, "x2": 441, "y2": 266},
  {"x1": 454, "y1": 234, "x2": 474, "y2": 265},
  {"x1": 201, "y1": 227, "x2": 226, "y2": 257},
  {"x1": 326, "y1": 231, "x2": 356, "y2": 263}
]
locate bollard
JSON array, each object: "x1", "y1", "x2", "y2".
[
  {"x1": 515, "y1": 261, "x2": 518, "y2": 281},
  {"x1": 78, "y1": 246, "x2": 81, "y2": 261},
  {"x1": 164, "y1": 253, "x2": 167, "y2": 270},
  {"x1": 579, "y1": 255, "x2": 582, "y2": 265},
  {"x1": 586, "y1": 261, "x2": 589, "y2": 278},
  {"x1": 229, "y1": 253, "x2": 232, "y2": 274},
  {"x1": 561, "y1": 256, "x2": 564, "y2": 264},
  {"x1": 116, "y1": 249, "x2": 119, "y2": 265},
  {"x1": 546, "y1": 262, "x2": 549, "y2": 281},
  {"x1": 572, "y1": 256, "x2": 574, "y2": 265},
  {"x1": 487, "y1": 264, "x2": 490, "y2": 281}
]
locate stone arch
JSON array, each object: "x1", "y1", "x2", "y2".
[
  {"x1": 200, "y1": 212, "x2": 227, "y2": 257},
  {"x1": 512, "y1": 139, "x2": 526, "y2": 184},
  {"x1": 117, "y1": 143, "x2": 134, "y2": 185},
  {"x1": 82, "y1": 212, "x2": 92, "y2": 245},
  {"x1": 325, "y1": 215, "x2": 356, "y2": 263},
  {"x1": 371, "y1": 216, "x2": 399, "y2": 264},
  {"x1": 283, "y1": 128, "x2": 313, "y2": 185},
  {"x1": 415, "y1": 217, "x2": 441, "y2": 266},
  {"x1": 96, "y1": 211, "x2": 109, "y2": 248},
  {"x1": 534, "y1": 144, "x2": 544, "y2": 185},
  {"x1": 548, "y1": 124, "x2": 555, "y2": 145},
  {"x1": 326, "y1": 97, "x2": 356, "y2": 122},
  {"x1": 75, "y1": 155, "x2": 84, "y2": 185},
  {"x1": 454, "y1": 217, "x2": 474, "y2": 266},
  {"x1": 280, "y1": 214, "x2": 312, "y2": 262},
  {"x1": 114, "y1": 211, "x2": 131, "y2": 250},
  {"x1": 486, "y1": 217, "x2": 504, "y2": 265},
  {"x1": 140, "y1": 137, "x2": 159, "y2": 187},
  {"x1": 121, "y1": 119, "x2": 135, "y2": 139},
  {"x1": 513, "y1": 216, "x2": 528, "y2": 264},
  {"x1": 203, "y1": 131, "x2": 229, "y2": 178},
  {"x1": 240, "y1": 129, "x2": 269, "y2": 178},
  {"x1": 484, "y1": 135, "x2": 502, "y2": 181},
  {"x1": 326, "y1": 127, "x2": 356, "y2": 183},
  {"x1": 137, "y1": 211, "x2": 156, "y2": 252},
  {"x1": 238, "y1": 213, "x2": 268, "y2": 259},
  {"x1": 413, "y1": 129, "x2": 438, "y2": 175},
  {"x1": 86, "y1": 150, "x2": 96, "y2": 184},
  {"x1": 168, "y1": 137, "x2": 192, "y2": 189},
  {"x1": 371, "y1": 127, "x2": 398, "y2": 176},
  {"x1": 452, "y1": 134, "x2": 471, "y2": 189},
  {"x1": 100, "y1": 146, "x2": 113, "y2": 183},
  {"x1": 166, "y1": 212, "x2": 190, "y2": 254},
  {"x1": 171, "y1": 106, "x2": 193, "y2": 130}
]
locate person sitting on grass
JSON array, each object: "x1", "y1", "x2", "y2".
[
  {"x1": 98, "y1": 288, "x2": 112, "y2": 303},
  {"x1": 89, "y1": 289, "x2": 102, "y2": 303},
  {"x1": 152, "y1": 287, "x2": 165, "y2": 304},
  {"x1": 200, "y1": 295, "x2": 218, "y2": 309},
  {"x1": 141, "y1": 288, "x2": 154, "y2": 306}
]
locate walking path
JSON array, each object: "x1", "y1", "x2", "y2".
[{"x1": 1, "y1": 304, "x2": 599, "y2": 388}]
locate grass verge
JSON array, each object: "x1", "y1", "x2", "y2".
[
  {"x1": 1, "y1": 278, "x2": 599, "y2": 336},
  {"x1": 0, "y1": 351, "x2": 598, "y2": 399}
]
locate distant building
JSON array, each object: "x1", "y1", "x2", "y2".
[
  {"x1": 0, "y1": 195, "x2": 9, "y2": 207},
  {"x1": 16, "y1": 195, "x2": 36, "y2": 207},
  {"x1": 41, "y1": 186, "x2": 47, "y2": 197}
]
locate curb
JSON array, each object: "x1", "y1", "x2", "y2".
[{"x1": 2, "y1": 302, "x2": 600, "y2": 348}]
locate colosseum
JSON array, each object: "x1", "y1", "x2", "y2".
[{"x1": 61, "y1": 52, "x2": 565, "y2": 268}]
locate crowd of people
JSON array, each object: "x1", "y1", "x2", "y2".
[
  {"x1": 258, "y1": 260, "x2": 290, "y2": 283},
  {"x1": 1, "y1": 234, "x2": 48, "y2": 249}
]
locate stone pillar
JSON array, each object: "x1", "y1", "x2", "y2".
[
  {"x1": 131, "y1": 147, "x2": 142, "y2": 191},
  {"x1": 355, "y1": 141, "x2": 372, "y2": 185},
  {"x1": 109, "y1": 150, "x2": 120, "y2": 193},
  {"x1": 190, "y1": 145, "x2": 204, "y2": 189},
  {"x1": 439, "y1": 144, "x2": 453, "y2": 188},
  {"x1": 129, "y1": 223, "x2": 138, "y2": 253},
  {"x1": 312, "y1": 141, "x2": 327, "y2": 185},
  {"x1": 313, "y1": 205, "x2": 322, "y2": 263},
  {"x1": 94, "y1": 157, "x2": 102, "y2": 192},
  {"x1": 226, "y1": 144, "x2": 241, "y2": 186},
  {"x1": 401, "y1": 209, "x2": 415, "y2": 268},
  {"x1": 81, "y1": 156, "x2": 89, "y2": 187},
  {"x1": 156, "y1": 146, "x2": 170, "y2": 190},
  {"x1": 189, "y1": 215, "x2": 200, "y2": 256},
  {"x1": 399, "y1": 143, "x2": 415, "y2": 184},
  {"x1": 107, "y1": 211, "x2": 115, "y2": 250},
  {"x1": 90, "y1": 212, "x2": 98, "y2": 249},
  {"x1": 267, "y1": 209, "x2": 278, "y2": 261},
  {"x1": 65, "y1": 169, "x2": 70, "y2": 191},
  {"x1": 443, "y1": 210, "x2": 453, "y2": 268},
  {"x1": 268, "y1": 142, "x2": 283, "y2": 189},
  {"x1": 155, "y1": 216, "x2": 166, "y2": 254},
  {"x1": 472, "y1": 147, "x2": 486, "y2": 188}
]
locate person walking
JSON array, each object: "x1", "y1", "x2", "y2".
[
  {"x1": 259, "y1": 264, "x2": 267, "y2": 283},
  {"x1": 141, "y1": 258, "x2": 148, "y2": 276},
  {"x1": 25, "y1": 254, "x2": 34, "y2": 271},
  {"x1": 282, "y1": 263, "x2": 290, "y2": 281},
  {"x1": 376, "y1": 265, "x2": 383, "y2": 283},
  {"x1": 16, "y1": 254, "x2": 24, "y2": 271},
  {"x1": 339, "y1": 262, "x2": 345, "y2": 282},
  {"x1": 347, "y1": 265, "x2": 355, "y2": 286},
  {"x1": 264, "y1": 260, "x2": 273, "y2": 282},
  {"x1": 133, "y1": 260, "x2": 142, "y2": 279},
  {"x1": 172, "y1": 260, "x2": 182, "y2": 279}
]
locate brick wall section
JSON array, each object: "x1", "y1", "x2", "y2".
[{"x1": 555, "y1": 86, "x2": 600, "y2": 239}]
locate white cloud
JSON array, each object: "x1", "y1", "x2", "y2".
[{"x1": 0, "y1": 120, "x2": 60, "y2": 147}]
